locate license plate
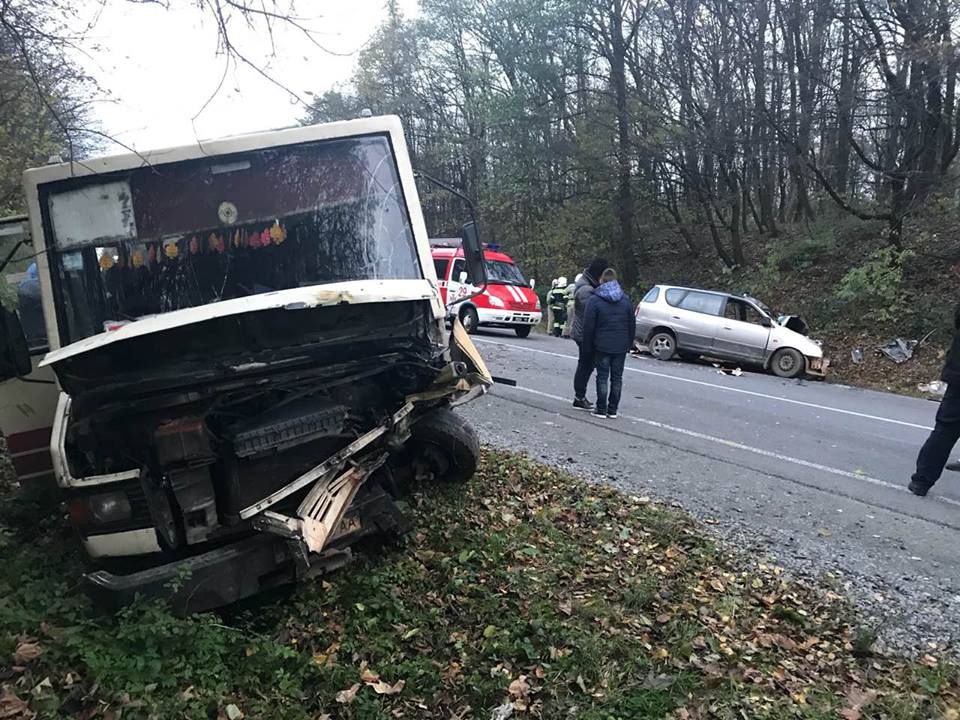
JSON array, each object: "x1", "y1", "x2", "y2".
[{"x1": 333, "y1": 514, "x2": 362, "y2": 538}]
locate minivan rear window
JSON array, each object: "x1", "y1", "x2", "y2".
[{"x1": 642, "y1": 287, "x2": 660, "y2": 303}]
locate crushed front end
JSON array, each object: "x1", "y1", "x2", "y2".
[{"x1": 49, "y1": 298, "x2": 489, "y2": 613}]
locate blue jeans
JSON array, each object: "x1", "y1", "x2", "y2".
[{"x1": 594, "y1": 352, "x2": 626, "y2": 414}]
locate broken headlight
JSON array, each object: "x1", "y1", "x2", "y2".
[{"x1": 68, "y1": 491, "x2": 133, "y2": 527}]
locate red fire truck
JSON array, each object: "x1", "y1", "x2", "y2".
[{"x1": 431, "y1": 240, "x2": 541, "y2": 337}]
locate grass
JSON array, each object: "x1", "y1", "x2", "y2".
[{"x1": 0, "y1": 448, "x2": 956, "y2": 718}]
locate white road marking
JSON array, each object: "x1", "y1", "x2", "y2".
[
  {"x1": 505, "y1": 384, "x2": 960, "y2": 509},
  {"x1": 476, "y1": 338, "x2": 934, "y2": 431}
]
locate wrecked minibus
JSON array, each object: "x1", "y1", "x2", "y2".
[{"x1": 0, "y1": 115, "x2": 492, "y2": 613}]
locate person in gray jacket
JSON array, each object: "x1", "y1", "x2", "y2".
[{"x1": 570, "y1": 257, "x2": 608, "y2": 410}]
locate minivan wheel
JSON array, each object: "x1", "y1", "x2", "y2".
[
  {"x1": 514, "y1": 325, "x2": 532, "y2": 338},
  {"x1": 410, "y1": 408, "x2": 480, "y2": 483},
  {"x1": 648, "y1": 332, "x2": 676, "y2": 361},
  {"x1": 770, "y1": 348, "x2": 805, "y2": 378},
  {"x1": 459, "y1": 306, "x2": 480, "y2": 334}
]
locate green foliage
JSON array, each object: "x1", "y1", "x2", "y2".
[
  {"x1": 836, "y1": 246, "x2": 913, "y2": 322},
  {"x1": 0, "y1": 450, "x2": 955, "y2": 718},
  {"x1": 761, "y1": 221, "x2": 838, "y2": 285}
]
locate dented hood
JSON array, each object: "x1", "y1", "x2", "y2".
[{"x1": 41, "y1": 279, "x2": 444, "y2": 369}]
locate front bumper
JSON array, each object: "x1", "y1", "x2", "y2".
[
  {"x1": 806, "y1": 356, "x2": 829, "y2": 377},
  {"x1": 477, "y1": 308, "x2": 542, "y2": 326},
  {"x1": 84, "y1": 484, "x2": 408, "y2": 614}
]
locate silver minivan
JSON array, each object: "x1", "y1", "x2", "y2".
[{"x1": 634, "y1": 285, "x2": 827, "y2": 378}]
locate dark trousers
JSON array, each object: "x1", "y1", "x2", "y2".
[
  {"x1": 913, "y1": 383, "x2": 960, "y2": 489},
  {"x1": 595, "y1": 352, "x2": 626, "y2": 413},
  {"x1": 574, "y1": 341, "x2": 595, "y2": 400}
]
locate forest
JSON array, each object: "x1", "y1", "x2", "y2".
[{"x1": 303, "y1": 0, "x2": 960, "y2": 386}]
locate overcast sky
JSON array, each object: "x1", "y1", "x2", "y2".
[{"x1": 72, "y1": 0, "x2": 418, "y2": 154}]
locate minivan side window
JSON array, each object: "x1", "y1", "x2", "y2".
[
  {"x1": 678, "y1": 291, "x2": 725, "y2": 316},
  {"x1": 642, "y1": 287, "x2": 660, "y2": 303},
  {"x1": 665, "y1": 288, "x2": 688, "y2": 307},
  {"x1": 433, "y1": 258, "x2": 449, "y2": 281}
]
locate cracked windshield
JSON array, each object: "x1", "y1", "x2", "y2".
[{"x1": 44, "y1": 135, "x2": 419, "y2": 343}]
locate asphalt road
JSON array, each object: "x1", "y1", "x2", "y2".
[{"x1": 459, "y1": 328, "x2": 960, "y2": 654}]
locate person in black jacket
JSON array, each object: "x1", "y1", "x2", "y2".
[
  {"x1": 910, "y1": 302, "x2": 960, "y2": 496},
  {"x1": 581, "y1": 268, "x2": 634, "y2": 419}
]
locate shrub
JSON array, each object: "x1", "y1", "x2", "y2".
[{"x1": 835, "y1": 246, "x2": 912, "y2": 322}]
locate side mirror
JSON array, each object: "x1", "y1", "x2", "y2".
[
  {"x1": 0, "y1": 308, "x2": 31, "y2": 380},
  {"x1": 458, "y1": 271, "x2": 468, "y2": 284},
  {"x1": 760, "y1": 316, "x2": 773, "y2": 328},
  {"x1": 529, "y1": 278, "x2": 536, "y2": 290},
  {"x1": 460, "y1": 221, "x2": 487, "y2": 289}
]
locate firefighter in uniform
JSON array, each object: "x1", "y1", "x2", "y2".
[{"x1": 547, "y1": 276, "x2": 569, "y2": 336}]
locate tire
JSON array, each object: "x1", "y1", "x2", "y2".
[
  {"x1": 459, "y1": 306, "x2": 479, "y2": 334},
  {"x1": 515, "y1": 325, "x2": 532, "y2": 338},
  {"x1": 410, "y1": 408, "x2": 480, "y2": 483},
  {"x1": 770, "y1": 347, "x2": 805, "y2": 378},
  {"x1": 648, "y1": 331, "x2": 677, "y2": 361}
]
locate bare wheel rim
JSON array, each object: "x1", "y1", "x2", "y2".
[
  {"x1": 651, "y1": 336, "x2": 673, "y2": 355},
  {"x1": 776, "y1": 351, "x2": 798, "y2": 374},
  {"x1": 461, "y1": 310, "x2": 475, "y2": 331}
]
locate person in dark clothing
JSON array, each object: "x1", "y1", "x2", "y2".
[
  {"x1": 581, "y1": 268, "x2": 634, "y2": 419},
  {"x1": 910, "y1": 302, "x2": 960, "y2": 496},
  {"x1": 570, "y1": 257, "x2": 608, "y2": 410}
]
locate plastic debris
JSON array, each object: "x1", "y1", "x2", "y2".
[
  {"x1": 878, "y1": 337, "x2": 918, "y2": 364},
  {"x1": 851, "y1": 347, "x2": 864, "y2": 365},
  {"x1": 918, "y1": 380, "x2": 947, "y2": 396}
]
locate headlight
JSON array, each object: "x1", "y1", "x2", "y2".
[
  {"x1": 535, "y1": 299, "x2": 541, "y2": 310},
  {"x1": 489, "y1": 295, "x2": 505, "y2": 308},
  {"x1": 68, "y1": 491, "x2": 133, "y2": 527}
]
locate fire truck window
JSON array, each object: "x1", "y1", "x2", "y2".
[{"x1": 433, "y1": 258, "x2": 448, "y2": 281}]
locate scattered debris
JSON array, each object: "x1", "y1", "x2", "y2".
[
  {"x1": 851, "y1": 347, "x2": 864, "y2": 365},
  {"x1": 878, "y1": 337, "x2": 918, "y2": 364},
  {"x1": 918, "y1": 380, "x2": 947, "y2": 396},
  {"x1": 490, "y1": 703, "x2": 514, "y2": 720},
  {"x1": 713, "y1": 364, "x2": 743, "y2": 376}
]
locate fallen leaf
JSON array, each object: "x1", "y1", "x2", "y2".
[
  {"x1": 508, "y1": 675, "x2": 530, "y2": 698},
  {"x1": 225, "y1": 704, "x2": 244, "y2": 720},
  {"x1": 0, "y1": 686, "x2": 31, "y2": 719},
  {"x1": 335, "y1": 683, "x2": 360, "y2": 704},
  {"x1": 13, "y1": 640, "x2": 42, "y2": 664},
  {"x1": 840, "y1": 688, "x2": 878, "y2": 720},
  {"x1": 575, "y1": 674, "x2": 588, "y2": 693},
  {"x1": 656, "y1": 613, "x2": 672, "y2": 624},
  {"x1": 369, "y1": 679, "x2": 405, "y2": 695},
  {"x1": 710, "y1": 579, "x2": 725, "y2": 593},
  {"x1": 360, "y1": 668, "x2": 380, "y2": 683}
]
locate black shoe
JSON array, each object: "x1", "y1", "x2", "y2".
[
  {"x1": 946, "y1": 460, "x2": 960, "y2": 473},
  {"x1": 591, "y1": 409, "x2": 608, "y2": 418},
  {"x1": 908, "y1": 479, "x2": 931, "y2": 497},
  {"x1": 573, "y1": 397, "x2": 594, "y2": 411}
]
